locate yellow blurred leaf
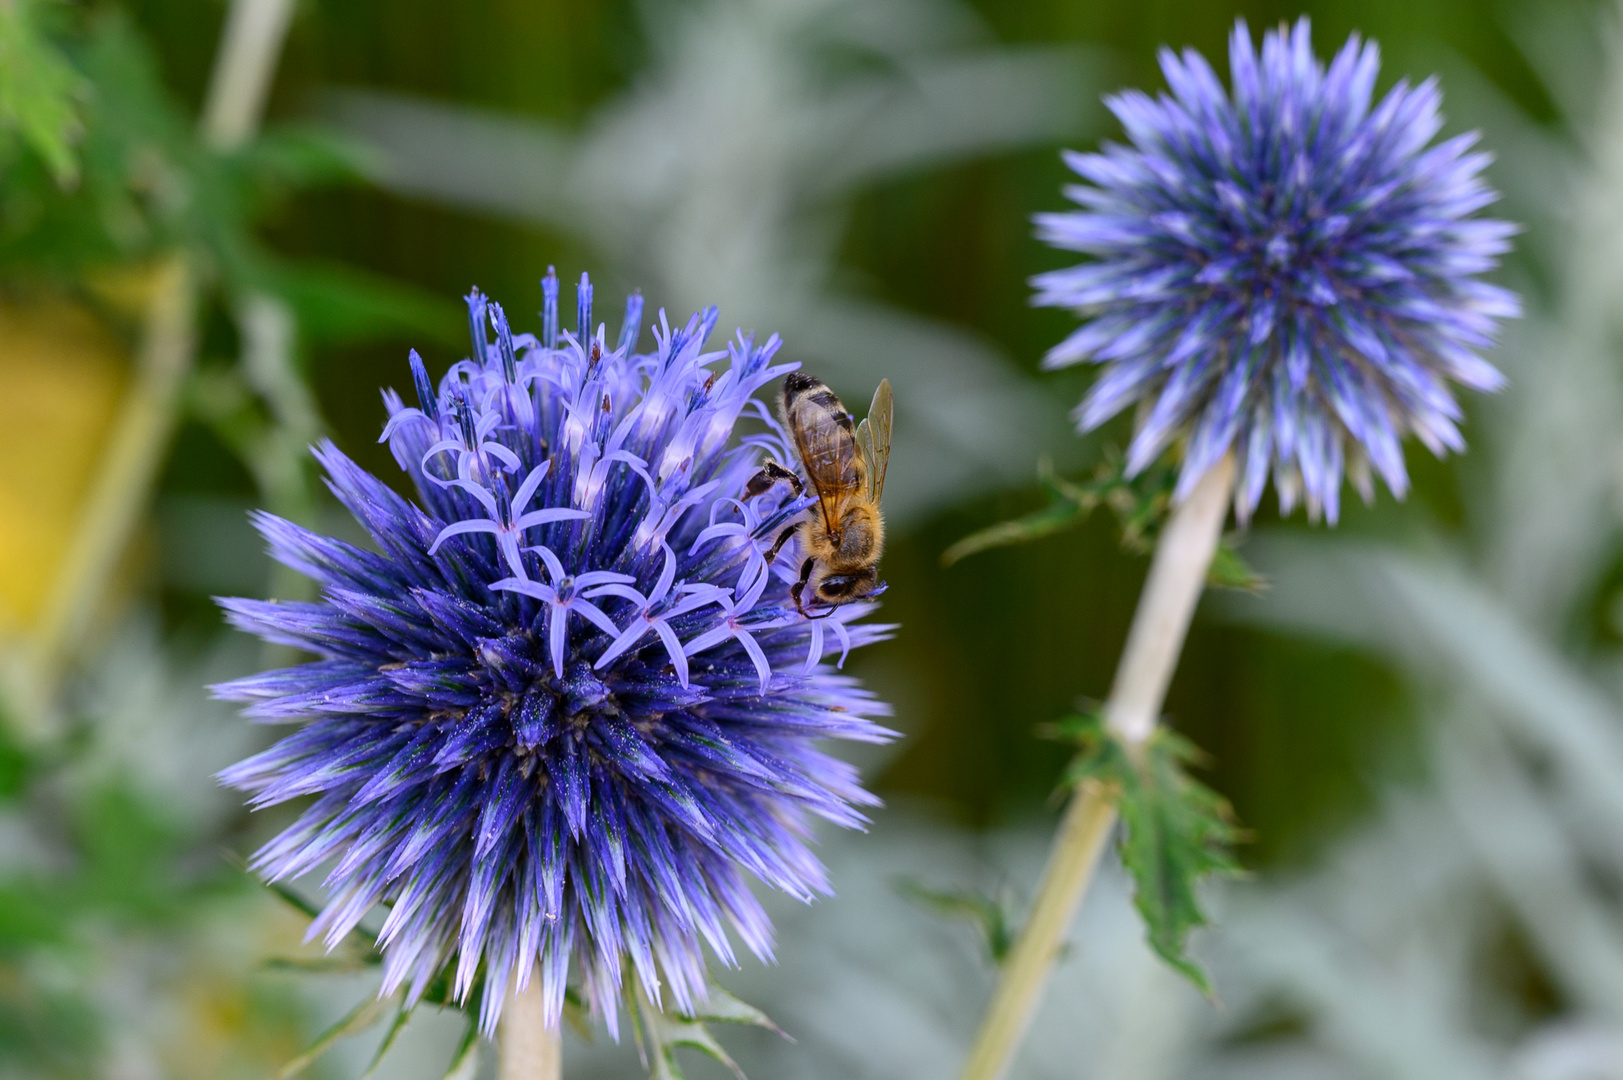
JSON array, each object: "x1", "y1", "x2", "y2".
[{"x1": 0, "y1": 297, "x2": 126, "y2": 633}]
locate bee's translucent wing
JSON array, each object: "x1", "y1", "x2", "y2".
[
  {"x1": 856, "y1": 417, "x2": 875, "y2": 497},
  {"x1": 859, "y1": 379, "x2": 892, "y2": 502},
  {"x1": 788, "y1": 395, "x2": 860, "y2": 534}
]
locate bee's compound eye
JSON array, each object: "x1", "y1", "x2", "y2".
[
  {"x1": 817, "y1": 575, "x2": 859, "y2": 601},
  {"x1": 819, "y1": 570, "x2": 879, "y2": 603}
]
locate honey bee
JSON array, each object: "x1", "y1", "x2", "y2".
[{"x1": 746, "y1": 372, "x2": 893, "y2": 616}]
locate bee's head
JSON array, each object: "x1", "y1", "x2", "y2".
[{"x1": 815, "y1": 567, "x2": 884, "y2": 605}]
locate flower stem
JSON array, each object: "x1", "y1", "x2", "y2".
[
  {"x1": 956, "y1": 455, "x2": 1235, "y2": 1080},
  {"x1": 26, "y1": 255, "x2": 197, "y2": 710},
  {"x1": 198, "y1": 0, "x2": 298, "y2": 150},
  {"x1": 499, "y1": 977, "x2": 562, "y2": 1080}
]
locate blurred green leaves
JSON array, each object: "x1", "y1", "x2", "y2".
[
  {"x1": 0, "y1": 783, "x2": 199, "y2": 949},
  {"x1": 0, "y1": 709, "x2": 243, "y2": 1078},
  {"x1": 0, "y1": 6, "x2": 454, "y2": 345},
  {"x1": 0, "y1": 0, "x2": 85, "y2": 187}
]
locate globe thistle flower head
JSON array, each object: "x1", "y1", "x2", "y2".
[
  {"x1": 213, "y1": 270, "x2": 894, "y2": 1035},
  {"x1": 1032, "y1": 18, "x2": 1519, "y2": 523}
]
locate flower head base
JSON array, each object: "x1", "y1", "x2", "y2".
[
  {"x1": 214, "y1": 271, "x2": 893, "y2": 1035},
  {"x1": 1033, "y1": 18, "x2": 1519, "y2": 523}
]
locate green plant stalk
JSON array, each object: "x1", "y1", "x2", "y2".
[
  {"x1": 501, "y1": 975, "x2": 563, "y2": 1080},
  {"x1": 25, "y1": 254, "x2": 198, "y2": 713},
  {"x1": 19, "y1": 0, "x2": 296, "y2": 728},
  {"x1": 198, "y1": 0, "x2": 297, "y2": 150},
  {"x1": 956, "y1": 454, "x2": 1235, "y2": 1080}
]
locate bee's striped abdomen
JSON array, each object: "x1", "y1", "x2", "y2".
[{"x1": 782, "y1": 372, "x2": 854, "y2": 433}]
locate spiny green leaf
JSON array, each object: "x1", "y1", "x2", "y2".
[
  {"x1": 1056, "y1": 712, "x2": 1242, "y2": 995},
  {"x1": 1047, "y1": 709, "x2": 1116, "y2": 761},
  {"x1": 940, "y1": 499, "x2": 1087, "y2": 566},
  {"x1": 358, "y1": 1003, "x2": 413, "y2": 1080},
  {"x1": 562, "y1": 986, "x2": 595, "y2": 1042},
  {"x1": 1115, "y1": 729, "x2": 1242, "y2": 995},
  {"x1": 941, "y1": 453, "x2": 1179, "y2": 567},
  {"x1": 632, "y1": 981, "x2": 786, "y2": 1080},
  {"x1": 0, "y1": 11, "x2": 444, "y2": 354},
  {"x1": 270, "y1": 993, "x2": 394, "y2": 1080},
  {"x1": 687, "y1": 985, "x2": 787, "y2": 1039},
  {"x1": 261, "y1": 956, "x2": 374, "y2": 975},
  {"x1": 897, "y1": 878, "x2": 1016, "y2": 963},
  {"x1": 255, "y1": 877, "x2": 383, "y2": 965},
  {"x1": 440, "y1": 1019, "x2": 480, "y2": 1080},
  {"x1": 653, "y1": 1017, "x2": 733, "y2": 1080},
  {"x1": 1208, "y1": 537, "x2": 1267, "y2": 592},
  {"x1": 0, "y1": 0, "x2": 84, "y2": 185},
  {"x1": 260, "y1": 879, "x2": 322, "y2": 922}
]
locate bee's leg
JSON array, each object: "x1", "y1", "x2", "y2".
[
  {"x1": 764, "y1": 523, "x2": 799, "y2": 566},
  {"x1": 791, "y1": 557, "x2": 816, "y2": 617},
  {"x1": 745, "y1": 460, "x2": 803, "y2": 499}
]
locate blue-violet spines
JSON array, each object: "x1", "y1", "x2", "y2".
[
  {"x1": 214, "y1": 271, "x2": 894, "y2": 1035},
  {"x1": 1033, "y1": 18, "x2": 1519, "y2": 523}
]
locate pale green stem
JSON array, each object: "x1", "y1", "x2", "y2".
[
  {"x1": 24, "y1": 255, "x2": 198, "y2": 718},
  {"x1": 955, "y1": 454, "x2": 1236, "y2": 1080},
  {"x1": 14, "y1": 0, "x2": 295, "y2": 730},
  {"x1": 500, "y1": 975, "x2": 563, "y2": 1080},
  {"x1": 199, "y1": 0, "x2": 298, "y2": 150}
]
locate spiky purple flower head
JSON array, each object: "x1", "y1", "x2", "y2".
[
  {"x1": 213, "y1": 270, "x2": 893, "y2": 1035},
  {"x1": 1033, "y1": 18, "x2": 1519, "y2": 523}
]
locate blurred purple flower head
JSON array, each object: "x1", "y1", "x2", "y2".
[
  {"x1": 213, "y1": 270, "x2": 893, "y2": 1035},
  {"x1": 1033, "y1": 18, "x2": 1519, "y2": 523}
]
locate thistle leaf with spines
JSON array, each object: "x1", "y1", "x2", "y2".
[
  {"x1": 944, "y1": 452, "x2": 1264, "y2": 590},
  {"x1": 897, "y1": 877, "x2": 1017, "y2": 964},
  {"x1": 358, "y1": 1004, "x2": 413, "y2": 1080},
  {"x1": 941, "y1": 454, "x2": 1149, "y2": 567},
  {"x1": 269, "y1": 993, "x2": 397, "y2": 1080},
  {"x1": 1207, "y1": 536, "x2": 1267, "y2": 593},
  {"x1": 1058, "y1": 711, "x2": 1242, "y2": 994},
  {"x1": 631, "y1": 981, "x2": 787, "y2": 1080},
  {"x1": 440, "y1": 1020, "x2": 480, "y2": 1080}
]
